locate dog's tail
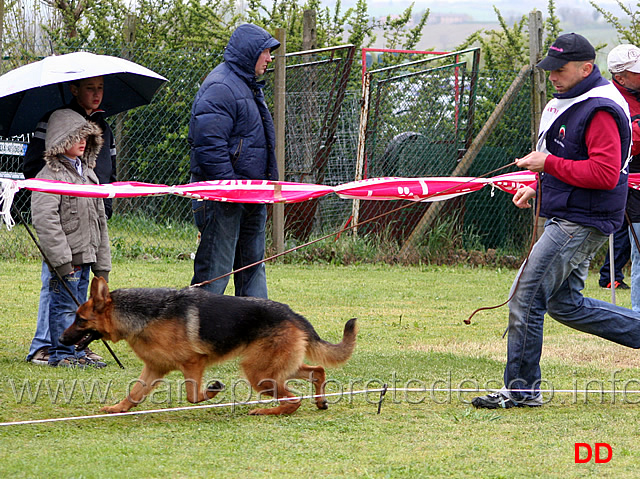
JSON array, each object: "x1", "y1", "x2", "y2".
[{"x1": 306, "y1": 318, "x2": 358, "y2": 367}]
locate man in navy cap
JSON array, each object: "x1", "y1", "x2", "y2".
[{"x1": 473, "y1": 33, "x2": 637, "y2": 409}]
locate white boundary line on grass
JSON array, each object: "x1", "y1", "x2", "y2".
[{"x1": 2, "y1": 387, "x2": 640, "y2": 426}]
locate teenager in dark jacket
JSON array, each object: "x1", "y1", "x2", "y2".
[
  {"x1": 188, "y1": 24, "x2": 279, "y2": 298},
  {"x1": 23, "y1": 77, "x2": 117, "y2": 215}
]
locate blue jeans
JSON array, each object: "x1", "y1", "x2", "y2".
[
  {"x1": 505, "y1": 218, "x2": 640, "y2": 401},
  {"x1": 191, "y1": 200, "x2": 268, "y2": 298},
  {"x1": 630, "y1": 223, "x2": 640, "y2": 312},
  {"x1": 26, "y1": 262, "x2": 52, "y2": 361},
  {"x1": 47, "y1": 265, "x2": 90, "y2": 364},
  {"x1": 598, "y1": 220, "x2": 630, "y2": 286}
]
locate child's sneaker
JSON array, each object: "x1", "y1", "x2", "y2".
[
  {"x1": 29, "y1": 347, "x2": 50, "y2": 365},
  {"x1": 50, "y1": 356, "x2": 106, "y2": 369},
  {"x1": 49, "y1": 356, "x2": 83, "y2": 368},
  {"x1": 80, "y1": 356, "x2": 107, "y2": 368},
  {"x1": 78, "y1": 346, "x2": 103, "y2": 361}
]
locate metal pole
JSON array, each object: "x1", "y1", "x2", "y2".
[
  {"x1": 609, "y1": 234, "x2": 616, "y2": 304},
  {"x1": 399, "y1": 65, "x2": 530, "y2": 258}
]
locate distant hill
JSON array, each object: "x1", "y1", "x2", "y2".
[
  {"x1": 368, "y1": 16, "x2": 621, "y2": 70},
  {"x1": 349, "y1": 0, "x2": 625, "y2": 52},
  {"x1": 399, "y1": 21, "x2": 621, "y2": 52},
  {"x1": 348, "y1": 0, "x2": 626, "y2": 23}
]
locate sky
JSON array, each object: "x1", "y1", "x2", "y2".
[{"x1": 319, "y1": 0, "x2": 626, "y2": 22}]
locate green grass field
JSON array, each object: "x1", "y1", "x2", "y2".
[{"x1": 1, "y1": 260, "x2": 638, "y2": 478}]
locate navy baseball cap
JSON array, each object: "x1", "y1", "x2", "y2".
[{"x1": 537, "y1": 33, "x2": 596, "y2": 71}]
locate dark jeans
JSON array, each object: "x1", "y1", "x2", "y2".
[
  {"x1": 191, "y1": 200, "x2": 268, "y2": 298},
  {"x1": 599, "y1": 220, "x2": 630, "y2": 286}
]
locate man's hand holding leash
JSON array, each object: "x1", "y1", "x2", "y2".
[{"x1": 512, "y1": 151, "x2": 547, "y2": 209}]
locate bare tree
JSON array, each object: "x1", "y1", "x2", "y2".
[{"x1": 42, "y1": 0, "x2": 90, "y2": 38}]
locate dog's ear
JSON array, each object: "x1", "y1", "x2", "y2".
[{"x1": 90, "y1": 276, "x2": 111, "y2": 313}]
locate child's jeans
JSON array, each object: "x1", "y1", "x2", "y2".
[{"x1": 47, "y1": 264, "x2": 90, "y2": 364}]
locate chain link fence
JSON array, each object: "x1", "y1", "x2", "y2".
[
  {"x1": 0, "y1": 42, "x2": 536, "y2": 262},
  {"x1": 263, "y1": 45, "x2": 356, "y2": 239},
  {"x1": 354, "y1": 49, "x2": 534, "y2": 260}
]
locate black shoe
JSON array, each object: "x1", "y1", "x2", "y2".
[
  {"x1": 602, "y1": 281, "x2": 630, "y2": 290},
  {"x1": 471, "y1": 392, "x2": 542, "y2": 409}
]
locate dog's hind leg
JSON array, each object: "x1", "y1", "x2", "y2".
[
  {"x1": 290, "y1": 363, "x2": 328, "y2": 410},
  {"x1": 241, "y1": 325, "x2": 308, "y2": 415},
  {"x1": 244, "y1": 374, "x2": 302, "y2": 416},
  {"x1": 101, "y1": 365, "x2": 167, "y2": 413},
  {"x1": 179, "y1": 356, "x2": 225, "y2": 403}
]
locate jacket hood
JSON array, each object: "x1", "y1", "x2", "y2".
[
  {"x1": 43, "y1": 108, "x2": 104, "y2": 170},
  {"x1": 223, "y1": 24, "x2": 280, "y2": 82}
]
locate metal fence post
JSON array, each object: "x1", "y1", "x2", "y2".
[
  {"x1": 273, "y1": 28, "x2": 286, "y2": 254},
  {"x1": 399, "y1": 61, "x2": 530, "y2": 260}
]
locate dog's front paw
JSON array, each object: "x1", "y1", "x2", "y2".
[{"x1": 100, "y1": 404, "x2": 129, "y2": 414}]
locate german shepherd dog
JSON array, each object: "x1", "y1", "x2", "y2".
[{"x1": 60, "y1": 277, "x2": 357, "y2": 415}]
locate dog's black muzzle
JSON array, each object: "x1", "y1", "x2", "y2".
[{"x1": 59, "y1": 327, "x2": 102, "y2": 349}]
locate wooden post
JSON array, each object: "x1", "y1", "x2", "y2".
[
  {"x1": 529, "y1": 10, "x2": 546, "y2": 146},
  {"x1": 0, "y1": 0, "x2": 4, "y2": 75},
  {"x1": 351, "y1": 71, "x2": 372, "y2": 236},
  {"x1": 273, "y1": 28, "x2": 286, "y2": 254},
  {"x1": 303, "y1": 10, "x2": 317, "y2": 50},
  {"x1": 529, "y1": 10, "x2": 546, "y2": 240},
  {"x1": 113, "y1": 14, "x2": 137, "y2": 214}
]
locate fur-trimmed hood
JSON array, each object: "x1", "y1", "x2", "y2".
[{"x1": 43, "y1": 108, "x2": 104, "y2": 171}]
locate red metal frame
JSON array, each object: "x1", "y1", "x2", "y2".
[{"x1": 360, "y1": 47, "x2": 464, "y2": 179}]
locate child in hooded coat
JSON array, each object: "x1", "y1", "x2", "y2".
[{"x1": 31, "y1": 108, "x2": 111, "y2": 368}]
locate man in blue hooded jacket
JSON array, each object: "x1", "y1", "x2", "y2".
[{"x1": 188, "y1": 24, "x2": 280, "y2": 298}]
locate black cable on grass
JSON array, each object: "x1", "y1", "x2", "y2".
[{"x1": 377, "y1": 383, "x2": 388, "y2": 415}]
